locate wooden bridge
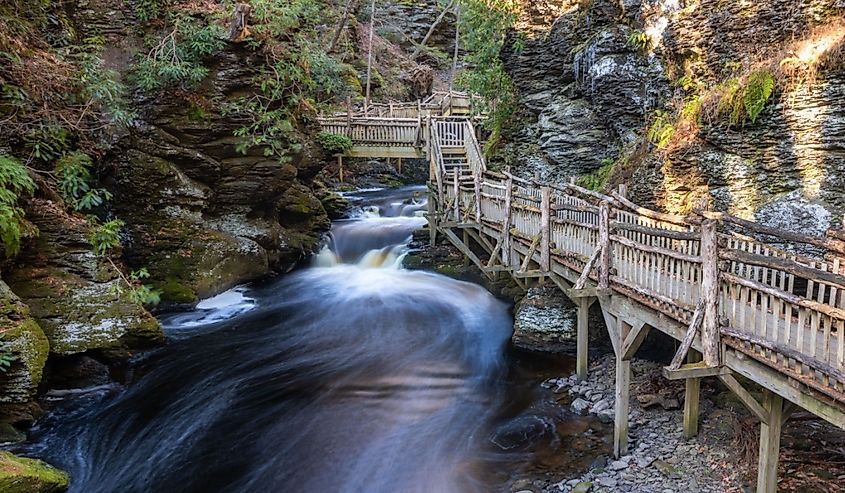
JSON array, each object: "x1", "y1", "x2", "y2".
[{"x1": 319, "y1": 95, "x2": 845, "y2": 493}]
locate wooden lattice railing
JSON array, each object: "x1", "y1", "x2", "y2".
[{"x1": 439, "y1": 169, "x2": 845, "y2": 402}]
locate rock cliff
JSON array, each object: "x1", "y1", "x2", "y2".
[{"x1": 503, "y1": 0, "x2": 845, "y2": 232}]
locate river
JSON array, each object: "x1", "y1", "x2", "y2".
[{"x1": 15, "y1": 186, "x2": 607, "y2": 492}]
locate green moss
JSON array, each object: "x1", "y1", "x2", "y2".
[
  {"x1": 158, "y1": 278, "x2": 198, "y2": 305},
  {"x1": 0, "y1": 451, "x2": 69, "y2": 493}
]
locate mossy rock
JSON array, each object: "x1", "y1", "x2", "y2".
[
  {"x1": 0, "y1": 280, "x2": 50, "y2": 404},
  {"x1": 0, "y1": 451, "x2": 69, "y2": 493}
]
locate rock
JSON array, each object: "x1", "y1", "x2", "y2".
[
  {"x1": 572, "y1": 481, "x2": 593, "y2": 493},
  {"x1": 609, "y1": 460, "x2": 629, "y2": 471},
  {"x1": 491, "y1": 415, "x2": 555, "y2": 451},
  {"x1": 0, "y1": 280, "x2": 49, "y2": 404},
  {"x1": 512, "y1": 281, "x2": 577, "y2": 353},
  {"x1": 597, "y1": 408, "x2": 615, "y2": 424},
  {"x1": 4, "y1": 200, "x2": 164, "y2": 355},
  {"x1": 0, "y1": 423, "x2": 26, "y2": 444},
  {"x1": 596, "y1": 476, "x2": 618, "y2": 488},
  {"x1": 571, "y1": 398, "x2": 592, "y2": 415},
  {"x1": 653, "y1": 459, "x2": 682, "y2": 479},
  {"x1": 0, "y1": 451, "x2": 69, "y2": 492}
]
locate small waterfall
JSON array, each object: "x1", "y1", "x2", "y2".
[{"x1": 17, "y1": 185, "x2": 517, "y2": 493}]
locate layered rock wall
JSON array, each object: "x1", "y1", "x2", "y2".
[{"x1": 504, "y1": 0, "x2": 845, "y2": 232}]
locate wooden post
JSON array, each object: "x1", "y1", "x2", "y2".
[
  {"x1": 453, "y1": 170, "x2": 460, "y2": 221},
  {"x1": 599, "y1": 201, "x2": 610, "y2": 289},
  {"x1": 397, "y1": 158, "x2": 403, "y2": 174},
  {"x1": 700, "y1": 219, "x2": 720, "y2": 366},
  {"x1": 338, "y1": 155, "x2": 344, "y2": 183},
  {"x1": 614, "y1": 319, "x2": 631, "y2": 458},
  {"x1": 474, "y1": 168, "x2": 482, "y2": 223},
  {"x1": 346, "y1": 96, "x2": 352, "y2": 128},
  {"x1": 683, "y1": 350, "x2": 702, "y2": 438},
  {"x1": 540, "y1": 186, "x2": 551, "y2": 272},
  {"x1": 757, "y1": 391, "x2": 784, "y2": 493},
  {"x1": 502, "y1": 175, "x2": 513, "y2": 266},
  {"x1": 576, "y1": 298, "x2": 590, "y2": 380},
  {"x1": 428, "y1": 188, "x2": 437, "y2": 247}
]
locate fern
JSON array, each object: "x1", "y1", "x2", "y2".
[
  {"x1": 627, "y1": 30, "x2": 650, "y2": 52},
  {"x1": 743, "y1": 69, "x2": 774, "y2": 124},
  {"x1": 55, "y1": 151, "x2": 113, "y2": 211},
  {"x1": 0, "y1": 155, "x2": 36, "y2": 257},
  {"x1": 647, "y1": 111, "x2": 675, "y2": 149}
]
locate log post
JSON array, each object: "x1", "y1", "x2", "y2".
[
  {"x1": 614, "y1": 319, "x2": 631, "y2": 457},
  {"x1": 757, "y1": 391, "x2": 784, "y2": 493},
  {"x1": 502, "y1": 175, "x2": 514, "y2": 267},
  {"x1": 599, "y1": 201, "x2": 610, "y2": 289},
  {"x1": 453, "y1": 170, "x2": 460, "y2": 221},
  {"x1": 474, "y1": 169, "x2": 482, "y2": 223},
  {"x1": 540, "y1": 186, "x2": 551, "y2": 272},
  {"x1": 683, "y1": 350, "x2": 702, "y2": 438},
  {"x1": 338, "y1": 155, "x2": 344, "y2": 183},
  {"x1": 576, "y1": 298, "x2": 590, "y2": 380},
  {"x1": 700, "y1": 219, "x2": 720, "y2": 366}
]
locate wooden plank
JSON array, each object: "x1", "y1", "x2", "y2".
[
  {"x1": 615, "y1": 321, "x2": 632, "y2": 458},
  {"x1": 501, "y1": 176, "x2": 513, "y2": 266},
  {"x1": 722, "y1": 273, "x2": 845, "y2": 321},
  {"x1": 610, "y1": 234, "x2": 701, "y2": 263},
  {"x1": 663, "y1": 362, "x2": 730, "y2": 380},
  {"x1": 611, "y1": 221, "x2": 699, "y2": 240},
  {"x1": 611, "y1": 191, "x2": 698, "y2": 226},
  {"x1": 720, "y1": 249, "x2": 845, "y2": 290},
  {"x1": 703, "y1": 211, "x2": 845, "y2": 255}
]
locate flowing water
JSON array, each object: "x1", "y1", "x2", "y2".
[{"x1": 15, "y1": 186, "x2": 608, "y2": 492}]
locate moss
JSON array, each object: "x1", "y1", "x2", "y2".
[
  {"x1": 0, "y1": 281, "x2": 50, "y2": 399},
  {"x1": 0, "y1": 451, "x2": 69, "y2": 493},
  {"x1": 158, "y1": 278, "x2": 198, "y2": 305}
]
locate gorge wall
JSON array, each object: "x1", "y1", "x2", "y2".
[{"x1": 502, "y1": 0, "x2": 845, "y2": 235}]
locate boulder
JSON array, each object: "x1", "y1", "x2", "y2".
[
  {"x1": 4, "y1": 200, "x2": 164, "y2": 355},
  {"x1": 0, "y1": 281, "x2": 49, "y2": 404},
  {"x1": 512, "y1": 281, "x2": 577, "y2": 353}
]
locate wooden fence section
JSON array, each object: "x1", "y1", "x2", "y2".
[{"x1": 438, "y1": 171, "x2": 845, "y2": 404}]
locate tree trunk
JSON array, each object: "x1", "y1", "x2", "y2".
[
  {"x1": 411, "y1": 0, "x2": 456, "y2": 60},
  {"x1": 328, "y1": 0, "x2": 359, "y2": 53}
]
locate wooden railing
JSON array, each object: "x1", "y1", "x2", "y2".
[
  {"x1": 438, "y1": 168, "x2": 845, "y2": 402},
  {"x1": 318, "y1": 117, "x2": 422, "y2": 148}
]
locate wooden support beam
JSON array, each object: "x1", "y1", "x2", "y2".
[
  {"x1": 669, "y1": 302, "x2": 704, "y2": 370},
  {"x1": 684, "y1": 351, "x2": 702, "y2": 438},
  {"x1": 718, "y1": 374, "x2": 769, "y2": 424},
  {"x1": 501, "y1": 176, "x2": 513, "y2": 266},
  {"x1": 574, "y1": 248, "x2": 600, "y2": 290},
  {"x1": 621, "y1": 321, "x2": 649, "y2": 360},
  {"x1": 519, "y1": 235, "x2": 541, "y2": 273},
  {"x1": 602, "y1": 309, "x2": 621, "y2": 357},
  {"x1": 664, "y1": 362, "x2": 730, "y2": 380},
  {"x1": 757, "y1": 391, "x2": 784, "y2": 493},
  {"x1": 614, "y1": 322, "x2": 632, "y2": 458},
  {"x1": 576, "y1": 297, "x2": 590, "y2": 380},
  {"x1": 486, "y1": 241, "x2": 502, "y2": 269},
  {"x1": 566, "y1": 287, "x2": 598, "y2": 299},
  {"x1": 441, "y1": 228, "x2": 487, "y2": 275}
]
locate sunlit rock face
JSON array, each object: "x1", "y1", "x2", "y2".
[{"x1": 504, "y1": 0, "x2": 845, "y2": 230}]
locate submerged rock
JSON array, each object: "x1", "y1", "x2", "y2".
[
  {"x1": 512, "y1": 282, "x2": 577, "y2": 354},
  {"x1": 0, "y1": 451, "x2": 69, "y2": 493}
]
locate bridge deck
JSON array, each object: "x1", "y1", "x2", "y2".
[{"x1": 320, "y1": 99, "x2": 845, "y2": 492}]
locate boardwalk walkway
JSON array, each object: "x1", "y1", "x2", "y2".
[{"x1": 319, "y1": 93, "x2": 845, "y2": 493}]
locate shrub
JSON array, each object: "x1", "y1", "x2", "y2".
[
  {"x1": 317, "y1": 132, "x2": 353, "y2": 155},
  {"x1": 743, "y1": 69, "x2": 774, "y2": 123},
  {"x1": 133, "y1": 16, "x2": 226, "y2": 91},
  {"x1": 88, "y1": 218, "x2": 124, "y2": 256},
  {"x1": 0, "y1": 155, "x2": 36, "y2": 257},
  {"x1": 628, "y1": 30, "x2": 650, "y2": 52}
]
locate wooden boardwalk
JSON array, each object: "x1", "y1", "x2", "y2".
[{"x1": 319, "y1": 96, "x2": 845, "y2": 492}]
